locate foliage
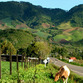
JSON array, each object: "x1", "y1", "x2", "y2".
[
  {"x1": 0, "y1": 1, "x2": 67, "y2": 29},
  {"x1": 69, "y1": 4, "x2": 83, "y2": 27},
  {"x1": 74, "y1": 39, "x2": 83, "y2": 46},
  {"x1": 1, "y1": 40, "x2": 16, "y2": 55},
  {"x1": 0, "y1": 1, "x2": 83, "y2": 60},
  {"x1": 27, "y1": 41, "x2": 51, "y2": 59},
  {"x1": 0, "y1": 29, "x2": 34, "y2": 49},
  {"x1": 69, "y1": 48, "x2": 83, "y2": 60},
  {"x1": 0, "y1": 1, "x2": 83, "y2": 28},
  {"x1": 53, "y1": 29, "x2": 83, "y2": 42},
  {"x1": 33, "y1": 30, "x2": 51, "y2": 39},
  {"x1": 0, "y1": 61, "x2": 83, "y2": 83},
  {"x1": 52, "y1": 46, "x2": 68, "y2": 58}
]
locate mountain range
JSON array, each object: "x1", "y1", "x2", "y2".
[{"x1": 0, "y1": 1, "x2": 83, "y2": 49}]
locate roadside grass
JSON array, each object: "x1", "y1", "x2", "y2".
[
  {"x1": 0, "y1": 61, "x2": 83, "y2": 83},
  {"x1": 60, "y1": 59, "x2": 83, "y2": 66},
  {"x1": 70, "y1": 71, "x2": 83, "y2": 83}
]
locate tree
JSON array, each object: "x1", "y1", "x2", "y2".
[
  {"x1": 27, "y1": 41, "x2": 51, "y2": 59},
  {"x1": 1, "y1": 40, "x2": 16, "y2": 75},
  {"x1": 59, "y1": 47, "x2": 68, "y2": 58},
  {"x1": 81, "y1": 51, "x2": 83, "y2": 60},
  {"x1": 1, "y1": 40, "x2": 16, "y2": 55},
  {"x1": 34, "y1": 41, "x2": 51, "y2": 59}
]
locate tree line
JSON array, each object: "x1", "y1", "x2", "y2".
[
  {"x1": 0, "y1": 40, "x2": 83, "y2": 60},
  {"x1": 0, "y1": 40, "x2": 51, "y2": 60}
]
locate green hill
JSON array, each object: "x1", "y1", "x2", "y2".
[
  {"x1": 0, "y1": 1, "x2": 83, "y2": 47},
  {"x1": 68, "y1": 4, "x2": 83, "y2": 27},
  {"x1": 0, "y1": 1, "x2": 83, "y2": 28},
  {"x1": 0, "y1": 1, "x2": 67, "y2": 29},
  {"x1": 0, "y1": 29, "x2": 34, "y2": 49}
]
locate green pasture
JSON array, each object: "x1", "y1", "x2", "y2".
[
  {"x1": 0, "y1": 61, "x2": 83, "y2": 83},
  {"x1": 32, "y1": 30, "x2": 51, "y2": 39},
  {"x1": 54, "y1": 29, "x2": 83, "y2": 42},
  {"x1": 57, "y1": 22, "x2": 73, "y2": 29}
]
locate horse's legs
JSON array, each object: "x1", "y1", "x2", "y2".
[{"x1": 66, "y1": 78, "x2": 68, "y2": 83}]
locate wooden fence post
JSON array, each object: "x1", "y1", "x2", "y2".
[
  {"x1": 21, "y1": 54, "x2": 23, "y2": 68},
  {"x1": 10, "y1": 48, "x2": 12, "y2": 75},
  {"x1": 29, "y1": 58, "x2": 30, "y2": 68},
  {"x1": 24, "y1": 52, "x2": 27, "y2": 69},
  {"x1": 35, "y1": 60, "x2": 36, "y2": 66},
  {"x1": 16, "y1": 50, "x2": 19, "y2": 72},
  {"x1": 0, "y1": 47, "x2": 1, "y2": 79}
]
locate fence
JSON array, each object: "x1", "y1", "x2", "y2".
[{"x1": 0, "y1": 50, "x2": 39, "y2": 80}]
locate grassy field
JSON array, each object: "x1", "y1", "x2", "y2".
[
  {"x1": 53, "y1": 28, "x2": 83, "y2": 42},
  {"x1": 0, "y1": 61, "x2": 83, "y2": 83},
  {"x1": 28, "y1": 29, "x2": 51, "y2": 39}
]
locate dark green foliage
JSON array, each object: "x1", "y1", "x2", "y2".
[
  {"x1": 69, "y1": 4, "x2": 83, "y2": 27},
  {"x1": 26, "y1": 41, "x2": 51, "y2": 59},
  {"x1": 0, "y1": 1, "x2": 83, "y2": 28},
  {"x1": 0, "y1": 1, "x2": 83, "y2": 59},
  {"x1": 69, "y1": 48, "x2": 83, "y2": 60},
  {"x1": 52, "y1": 46, "x2": 68, "y2": 58},
  {"x1": 1, "y1": 40, "x2": 16, "y2": 55},
  {"x1": 75, "y1": 39, "x2": 83, "y2": 46},
  {"x1": 0, "y1": 1, "x2": 23, "y2": 20},
  {"x1": 0, "y1": 29, "x2": 34, "y2": 49},
  {"x1": 0, "y1": 1, "x2": 67, "y2": 29}
]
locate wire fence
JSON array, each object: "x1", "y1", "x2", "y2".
[{"x1": 0, "y1": 50, "x2": 39, "y2": 81}]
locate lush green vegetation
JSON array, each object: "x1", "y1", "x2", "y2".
[
  {"x1": 0, "y1": 1, "x2": 83, "y2": 83},
  {"x1": 0, "y1": 1, "x2": 66, "y2": 29},
  {"x1": 0, "y1": 1, "x2": 83, "y2": 28},
  {"x1": 33, "y1": 30, "x2": 51, "y2": 39},
  {"x1": 51, "y1": 46, "x2": 83, "y2": 60},
  {"x1": 1, "y1": 40, "x2": 16, "y2": 55},
  {"x1": 0, "y1": 1, "x2": 83, "y2": 48},
  {"x1": 0, "y1": 29, "x2": 34, "y2": 49},
  {"x1": 1, "y1": 61, "x2": 21, "y2": 83},
  {"x1": 53, "y1": 28, "x2": 83, "y2": 42},
  {"x1": 27, "y1": 41, "x2": 51, "y2": 59},
  {"x1": 69, "y1": 4, "x2": 83, "y2": 27},
  {"x1": 0, "y1": 61, "x2": 83, "y2": 83}
]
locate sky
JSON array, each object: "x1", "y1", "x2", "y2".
[{"x1": 0, "y1": 0, "x2": 83, "y2": 10}]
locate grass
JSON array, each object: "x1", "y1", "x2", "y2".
[
  {"x1": 54, "y1": 34, "x2": 71, "y2": 42},
  {"x1": 29, "y1": 29, "x2": 51, "y2": 39},
  {"x1": 0, "y1": 61, "x2": 83, "y2": 83},
  {"x1": 53, "y1": 28, "x2": 83, "y2": 42},
  {"x1": 71, "y1": 30, "x2": 83, "y2": 41},
  {"x1": 60, "y1": 58, "x2": 83, "y2": 66},
  {"x1": 57, "y1": 22, "x2": 73, "y2": 30}
]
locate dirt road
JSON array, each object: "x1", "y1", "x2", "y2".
[{"x1": 50, "y1": 57, "x2": 83, "y2": 76}]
